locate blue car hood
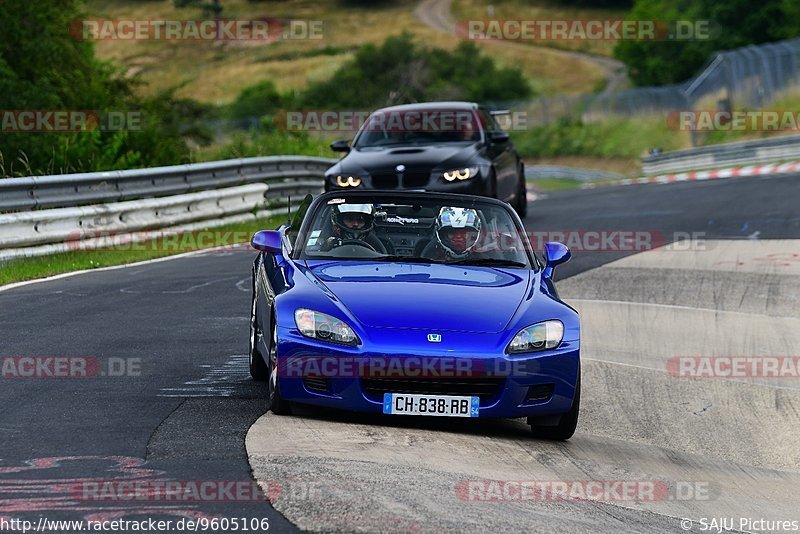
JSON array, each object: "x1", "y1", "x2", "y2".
[{"x1": 305, "y1": 261, "x2": 531, "y2": 333}]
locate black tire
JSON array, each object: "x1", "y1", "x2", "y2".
[
  {"x1": 530, "y1": 375, "x2": 580, "y2": 441},
  {"x1": 249, "y1": 275, "x2": 269, "y2": 381},
  {"x1": 266, "y1": 321, "x2": 292, "y2": 415},
  {"x1": 515, "y1": 165, "x2": 528, "y2": 218}
]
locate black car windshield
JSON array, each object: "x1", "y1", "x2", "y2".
[
  {"x1": 353, "y1": 109, "x2": 482, "y2": 148},
  {"x1": 296, "y1": 195, "x2": 532, "y2": 269}
]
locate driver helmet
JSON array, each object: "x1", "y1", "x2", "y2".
[
  {"x1": 435, "y1": 207, "x2": 481, "y2": 257},
  {"x1": 332, "y1": 203, "x2": 375, "y2": 240}
]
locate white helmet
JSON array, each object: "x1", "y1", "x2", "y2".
[
  {"x1": 332, "y1": 203, "x2": 375, "y2": 239},
  {"x1": 435, "y1": 207, "x2": 481, "y2": 257}
]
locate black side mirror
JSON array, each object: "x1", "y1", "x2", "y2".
[
  {"x1": 330, "y1": 139, "x2": 351, "y2": 152},
  {"x1": 489, "y1": 131, "x2": 510, "y2": 144}
]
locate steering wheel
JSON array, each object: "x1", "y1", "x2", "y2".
[{"x1": 338, "y1": 238, "x2": 378, "y2": 252}]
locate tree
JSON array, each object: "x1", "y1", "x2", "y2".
[
  {"x1": 614, "y1": 0, "x2": 799, "y2": 86},
  {"x1": 299, "y1": 33, "x2": 532, "y2": 109},
  {"x1": 0, "y1": 0, "x2": 211, "y2": 176}
]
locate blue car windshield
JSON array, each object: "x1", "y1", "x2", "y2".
[{"x1": 296, "y1": 195, "x2": 533, "y2": 269}]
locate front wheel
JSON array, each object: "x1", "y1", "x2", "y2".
[
  {"x1": 266, "y1": 322, "x2": 292, "y2": 415},
  {"x1": 529, "y1": 375, "x2": 580, "y2": 441},
  {"x1": 249, "y1": 278, "x2": 269, "y2": 381}
]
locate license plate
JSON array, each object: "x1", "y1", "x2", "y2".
[{"x1": 383, "y1": 393, "x2": 480, "y2": 417}]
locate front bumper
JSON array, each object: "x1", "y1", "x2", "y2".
[
  {"x1": 276, "y1": 326, "x2": 580, "y2": 419},
  {"x1": 325, "y1": 174, "x2": 492, "y2": 196}
]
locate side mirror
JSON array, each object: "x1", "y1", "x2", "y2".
[
  {"x1": 251, "y1": 230, "x2": 283, "y2": 254},
  {"x1": 489, "y1": 131, "x2": 510, "y2": 144},
  {"x1": 330, "y1": 139, "x2": 351, "y2": 152},
  {"x1": 543, "y1": 241, "x2": 571, "y2": 279}
]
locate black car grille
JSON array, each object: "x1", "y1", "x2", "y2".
[
  {"x1": 361, "y1": 376, "x2": 505, "y2": 403},
  {"x1": 303, "y1": 376, "x2": 329, "y2": 393},
  {"x1": 370, "y1": 171, "x2": 430, "y2": 189},
  {"x1": 402, "y1": 171, "x2": 430, "y2": 188},
  {"x1": 371, "y1": 173, "x2": 399, "y2": 189},
  {"x1": 525, "y1": 384, "x2": 554, "y2": 403}
]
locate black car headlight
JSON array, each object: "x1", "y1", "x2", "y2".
[
  {"x1": 294, "y1": 308, "x2": 359, "y2": 346},
  {"x1": 506, "y1": 320, "x2": 564, "y2": 354},
  {"x1": 442, "y1": 166, "x2": 479, "y2": 182}
]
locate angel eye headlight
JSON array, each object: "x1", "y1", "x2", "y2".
[
  {"x1": 506, "y1": 320, "x2": 564, "y2": 354},
  {"x1": 335, "y1": 175, "x2": 363, "y2": 187},
  {"x1": 294, "y1": 309, "x2": 359, "y2": 346},
  {"x1": 442, "y1": 167, "x2": 477, "y2": 182}
]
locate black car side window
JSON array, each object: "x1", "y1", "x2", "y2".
[{"x1": 477, "y1": 109, "x2": 496, "y2": 133}]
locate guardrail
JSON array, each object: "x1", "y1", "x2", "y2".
[
  {"x1": 0, "y1": 156, "x2": 336, "y2": 213},
  {"x1": 525, "y1": 165, "x2": 624, "y2": 182},
  {"x1": 0, "y1": 156, "x2": 335, "y2": 261},
  {"x1": 641, "y1": 135, "x2": 800, "y2": 175}
]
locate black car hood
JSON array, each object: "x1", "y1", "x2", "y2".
[{"x1": 336, "y1": 143, "x2": 481, "y2": 174}]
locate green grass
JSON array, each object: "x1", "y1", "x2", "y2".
[
  {"x1": 528, "y1": 178, "x2": 583, "y2": 191},
  {"x1": 512, "y1": 116, "x2": 691, "y2": 161},
  {"x1": 194, "y1": 130, "x2": 335, "y2": 162},
  {"x1": 0, "y1": 215, "x2": 284, "y2": 286}
]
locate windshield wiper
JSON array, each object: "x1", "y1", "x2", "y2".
[
  {"x1": 445, "y1": 258, "x2": 528, "y2": 268},
  {"x1": 373, "y1": 255, "x2": 443, "y2": 264}
]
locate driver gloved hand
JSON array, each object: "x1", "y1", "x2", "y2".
[{"x1": 323, "y1": 237, "x2": 342, "y2": 250}]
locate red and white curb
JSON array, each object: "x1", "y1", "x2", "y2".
[{"x1": 582, "y1": 161, "x2": 800, "y2": 189}]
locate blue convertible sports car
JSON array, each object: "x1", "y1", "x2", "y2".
[{"x1": 248, "y1": 190, "x2": 580, "y2": 440}]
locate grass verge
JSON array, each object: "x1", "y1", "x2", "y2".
[
  {"x1": 528, "y1": 178, "x2": 583, "y2": 191},
  {"x1": 0, "y1": 215, "x2": 284, "y2": 287}
]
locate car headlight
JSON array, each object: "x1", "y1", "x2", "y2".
[
  {"x1": 334, "y1": 175, "x2": 363, "y2": 187},
  {"x1": 294, "y1": 308, "x2": 359, "y2": 346},
  {"x1": 506, "y1": 320, "x2": 564, "y2": 354},
  {"x1": 442, "y1": 166, "x2": 478, "y2": 182}
]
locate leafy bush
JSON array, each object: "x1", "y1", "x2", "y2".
[
  {"x1": 299, "y1": 33, "x2": 533, "y2": 109},
  {"x1": 614, "y1": 0, "x2": 800, "y2": 86},
  {"x1": 0, "y1": 0, "x2": 214, "y2": 176},
  {"x1": 203, "y1": 118, "x2": 332, "y2": 160}
]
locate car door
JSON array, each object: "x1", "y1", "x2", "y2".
[
  {"x1": 256, "y1": 194, "x2": 314, "y2": 347},
  {"x1": 478, "y1": 108, "x2": 516, "y2": 202}
]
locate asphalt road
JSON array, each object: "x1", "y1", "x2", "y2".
[{"x1": 1, "y1": 173, "x2": 799, "y2": 532}]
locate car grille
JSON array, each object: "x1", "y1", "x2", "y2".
[
  {"x1": 361, "y1": 376, "x2": 505, "y2": 403},
  {"x1": 370, "y1": 171, "x2": 430, "y2": 189},
  {"x1": 402, "y1": 171, "x2": 430, "y2": 188},
  {"x1": 303, "y1": 376, "x2": 329, "y2": 393},
  {"x1": 371, "y1": 173, "x2": 399, "y2": 189},
  {"x1": 525, "y1": 383, "x2": 554, "y2": 403}
]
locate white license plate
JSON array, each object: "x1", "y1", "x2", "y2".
[{"x1": 383, "y1": 393, "x2": 480, "y2": 417}]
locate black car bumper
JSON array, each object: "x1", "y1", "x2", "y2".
[{"x1": 325, "y1": 175, "x2": 492, "y2": 196}]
